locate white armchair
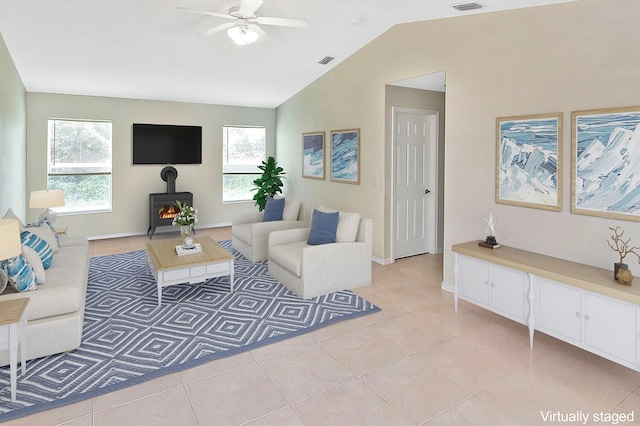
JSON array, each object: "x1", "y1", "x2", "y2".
[
  {"x1": 232, "y1": 199, "x2": 310, "y2": 262},
  {"x1": 267, "y1": 216, "x2": 373, "y2": 299}
]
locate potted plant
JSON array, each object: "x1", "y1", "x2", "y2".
[
  {"x1": 172, "y1": 200, "x2": 198, "y2": 239},
  {"x1": 252, "y1": 156, "x2": 286, "y2": 211},
  {"x1": 607, "y1": 226, "x2": 640, "y2": 284}
]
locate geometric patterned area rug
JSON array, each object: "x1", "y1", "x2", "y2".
[{"x1": 0, "y1": 240, "x2": 379, "y2": 421}]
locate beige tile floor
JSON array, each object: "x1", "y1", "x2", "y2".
[{"x1": 7, "y1": 227, "x2": 640, "y2": 425}]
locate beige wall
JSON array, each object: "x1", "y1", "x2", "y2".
[
  {"x1": 275, "y1": 0, "x2": 640, "y2": 283},
  {"x1": 0, "y1": 33, "x2": 27, "y2": 220},
  {"x1": 27, "y1": 93, "x2": 275, "y2": 238}
]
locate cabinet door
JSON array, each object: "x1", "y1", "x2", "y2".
[
  {"x1": 490, "y1": 265, "x2": 528, "y2": 322},
  {"x1": 537, "y1": 278, "x2": 581, "y2": 344},
  {"x1": 458, "y1": 256, "x2": 490, "y2": 306},
  {"x1": 584, "y1": 293, "x2": 637, "y2": 364}
]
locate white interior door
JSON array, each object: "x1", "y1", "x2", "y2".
[{"x1": 393, "y1": 108, "x2": 438, "y2": 258}]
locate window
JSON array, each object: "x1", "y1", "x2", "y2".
[
  {"x1": 222, "y1": 126, "x2": 266, "y2": 202},
  {"x1": 47, "y1": 119, "x2": 112, "y2": 214}
]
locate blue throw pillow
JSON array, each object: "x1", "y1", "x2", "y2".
[
  {"x1": 1, "y1": 255, "x2": 37, "y2": 292},
  {"x1": 262, "y1": 197, "x2": 285, "y2": 222},
  {"x1": 307, "y1": 209, "x2": 339, "y2": 245},
  {"x1": 21, "y1": 230, "x2": 53, "y2": 269}
]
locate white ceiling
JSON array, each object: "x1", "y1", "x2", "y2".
[{"x1": 0, "y1": 0, "x2": 576, "y2": 108}]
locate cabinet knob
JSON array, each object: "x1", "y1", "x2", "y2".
[
  {"x1": 484, "y1": 281, "x2": 488, "y2": 286},
  {"x1": 585, "y1": 315, "x2": 590, "y2": 321},
  {"x1": 575, "y1": 312, "x2": 580, "y2": 318},
  {"x1": 491, "y1": 283, "x2": 495, "y2": 287}
]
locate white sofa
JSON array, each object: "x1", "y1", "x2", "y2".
[
  {"x1": 0, "y1": 234, "x2": 89, "y2": 366},
  {"x1": 232, "y1": 199, "x2": 310, "y2": 262},
  {"x1": 268, "y1": 216, "x2": 373, "y2": 299}
]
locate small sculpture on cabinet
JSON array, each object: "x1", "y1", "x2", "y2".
[
  {"x1": 607, "y1": 226, "x2": 639, "y2": 285},
  {"x1": 479, "y1": 212, "x2": 500, "y2": 249}
]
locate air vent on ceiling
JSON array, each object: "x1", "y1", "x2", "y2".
[
  {"x1": 318, "y1": 56, "x2": 334, "y2": 65},
  {"x1": 452, "y1": 2, "x2": 483, "y2": 12}
]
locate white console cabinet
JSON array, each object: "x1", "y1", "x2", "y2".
[
  {"x1": 453, "y1": 241, "x2": 640, "y2": 371},
  {"x1": 457, "y1": 255, "x2": 530, "y2": 324}
]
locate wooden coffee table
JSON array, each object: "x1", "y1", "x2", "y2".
[{"x1": 145, "y1": 236, "x2": 235, "y2": 306}]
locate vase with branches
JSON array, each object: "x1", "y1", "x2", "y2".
[{"x1": 607, "y1": 226, "x2": 640, "y2": 282}]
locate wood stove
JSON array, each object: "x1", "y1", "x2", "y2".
[{"x1": 147, "y1": 166, "x2": 193, "y2": 239}]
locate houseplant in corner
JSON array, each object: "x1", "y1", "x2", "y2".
[
  {"x1": 172, "y1": 200, "x2": 198, "y2": 241},
  {"x1": 607, "y1": 226, "x2": 640, "y2": 284},
  {"x1": 252, "y1": 156, "x2": 286, "y2": 212}
]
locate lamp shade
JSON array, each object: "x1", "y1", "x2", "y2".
[
  {"x1": 227, "y1": 25, "x2": 259, "y2": 45},
  {"x1": 29, "y1": 189, "x2": 65, "y2": 208},
  {"x1": 0, "y1": 219, "x2": 22, "y2": 260}
]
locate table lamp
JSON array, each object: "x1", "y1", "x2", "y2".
[
  {"x1": 0, "y1": 219, "x2": 22, "y2": 292},
  {"x1": 29, "y1": 189, "x2": 65, "y2": 223}
]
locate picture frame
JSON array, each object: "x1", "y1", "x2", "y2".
[
  {"x1": 571, "y1": 106, "x2": 640, "y2": 221},
  {"x1": 496, "y1": 113, "x2": 562, "y2": 211},
  {"x1": 330, "y1": 129, "x2": 360, "y2": 184},
  {"x1": 302, "y1": 131, "x2": 325, "y2": 180}
]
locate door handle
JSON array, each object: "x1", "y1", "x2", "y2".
[{"x1": 424, "y1": 189, "x2": 431, "y2": 194}]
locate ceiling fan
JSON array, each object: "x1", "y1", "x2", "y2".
[{"x1": 177, "y1": 0, "x2": 308, "y2": 45}]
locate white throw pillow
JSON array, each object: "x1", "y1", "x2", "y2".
[
  {"x1": 22, "y1": 245, "x2": 46, "y2": 284},
  {"x1": 318, "y1": 206, "x2": 361, "y2": 243},
  {"x1": 282, "y1": 198, "x2": 302, "y2": 221}
]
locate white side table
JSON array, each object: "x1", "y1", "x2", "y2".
[{"x1": 0, "y1": 298, "x2": 29, "y2": 402}]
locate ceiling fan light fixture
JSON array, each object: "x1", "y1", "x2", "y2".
[{"x1": 227, "y1": 24, "x2": 259, "y2": 45}]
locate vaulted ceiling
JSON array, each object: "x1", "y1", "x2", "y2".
[{"x1": 0, "y1": 0, "x2": 576, "y2": 108}]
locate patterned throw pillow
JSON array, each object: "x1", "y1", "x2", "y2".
[
  {"x1": 1, "y1": 255, "x2": 37, "y2": 292},
  {"x1": 26, "y1": 217, "x2": 60, "y2": 251},
  {"x1": 21, "y1": 230, "x2": 53, "y2": 269}
]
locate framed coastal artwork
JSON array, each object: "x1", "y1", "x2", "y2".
[
  {"x1": 330, "y1": 129, "x2": 360, "y2": 184},
  {"x1": 496, "y1": 113, "x2": 562, "y2": 211},
  {"x1": 302, "y1": 131, "x2": 325, "y2": 179},
  {"x1": 571, "y1": 106, "x2": 640, "y2": 221}
]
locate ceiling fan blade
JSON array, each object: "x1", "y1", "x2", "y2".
[
  {"x1": 176, "y1": 7, "x2": 233, "y2": 20},
  {"x1": 239, "y1": 0, "x2": 264, "y2": 16},
  {"x1": 201, "y1": 22, "x2": 236, "y2": 37},
  {"x1": 256, "y1": 16, "x2": 308, "y2": 28}
]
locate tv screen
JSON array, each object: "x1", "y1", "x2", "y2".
[{"x1": 132, "y1": 123, "x2": 202, "y2": 165}]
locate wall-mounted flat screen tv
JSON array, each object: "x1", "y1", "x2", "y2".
[{"x1": 132, "y1": 123, "x2": 202, "y2": 165}]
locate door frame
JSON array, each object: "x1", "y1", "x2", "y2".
[{"x1": 391, "y1": 106, "x2": 440, "y2": 260}]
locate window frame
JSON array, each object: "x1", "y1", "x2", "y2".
[
  {"x1": 222, "y1": 125, "x2": 267, "y2": 204},
  {"x1": 47, "y1": 118, "x2": 113, "y2": 215}
]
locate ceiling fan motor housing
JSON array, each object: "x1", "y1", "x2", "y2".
[{"x1": 228, "y1": 6, "x2": 255, "y2": 20}]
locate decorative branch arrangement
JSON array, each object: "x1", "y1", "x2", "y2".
[{"x1": 607, "y1": 226, "x2": 640, "y2": 265}]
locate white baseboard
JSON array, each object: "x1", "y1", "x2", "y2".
[
  {"x1": 441, "y1": 281, "x2": 454, "y2": 293},
  {"x1": 372, "y1": 256, "x2": 393, "y2": 265},
  {"x1": 87, "y1": 222, "x2": 232, "y2": 241}
]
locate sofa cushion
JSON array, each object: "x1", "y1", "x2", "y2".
[
  {"x1": 269, "y1": 241, "x2": 307, "y2": 277},
  {"x1": 2, "y1": 254, "x2": 37, "y2": 292},
  {"x1": 52, "y1": 239, "x2": 89, "y2": 267},
  {"x1": 319, "y1": 206, "x2": 362, "y2": 243},
  {"x1": 282, "y1": 198, "x2": 302, "y2": 221},
  {"x1": 307, "y1": 209, "x2": 339, "y2": 245},
  {"x1": 21, "y1": 230, "x2": 53, "y2": 269},
  {"x1": 22, "y1": 245, "x2": 46, "y2": 284},
  {"x1": 263, "y1": 197, "x2": 285, "y2": 222}
]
